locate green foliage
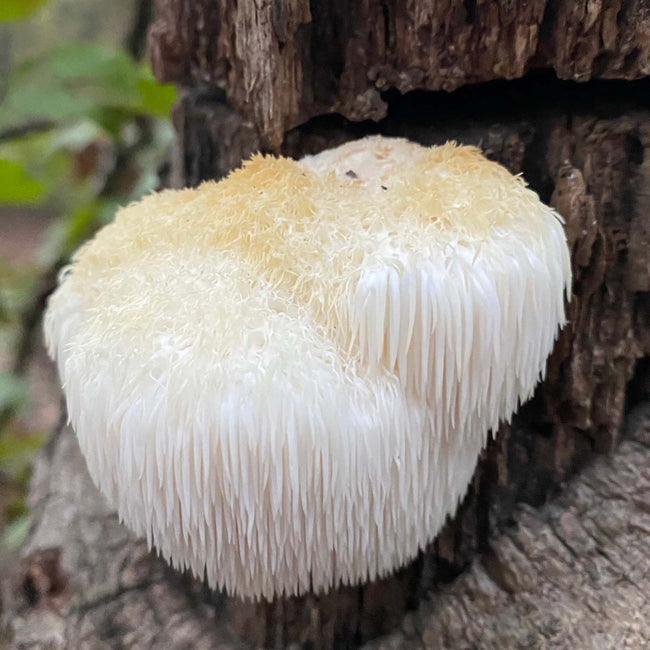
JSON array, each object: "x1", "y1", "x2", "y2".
[
  {"x1": 138, "y1": 74, "x2": 178, "y2": 118},
  {"x1": 0, "y1": 426, "x2": 41, "y2": 550},
  {"x1": 0, "y1": 427, "x2": 44, "y2": 480},
  {"x1": 0, "y1": 44, "x2": 176, "y2": 128},
  {"x1": 0, "y1": 158, "x2": 46, "y2": 203},
  {"x1": 0, "y1": 0, "x2": 48, "y2": 23},
  {"x1": 0, "y1": 0, "x2": 177, "y2": 547},
  {"x1": 0, "y1": 259, "x2": 39, "y2": 331}
]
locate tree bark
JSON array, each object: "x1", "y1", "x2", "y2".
[
  {"x1": 4, "y1": 1, "x2": 650, "y2": 648},
  {"x1": 150, "y1": 0, "x2": 650, "y2": 147},
  {"x1": 4, "y1": 407, "x2": 650, "y2": 649}
]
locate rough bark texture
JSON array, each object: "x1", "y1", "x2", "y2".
[
  {"x1": 150, "y1": 0, "x2": 650, "y2": 146},
  {"x1": 3, "y1": 1, "x2": 650, "y2": 648},
  {"x1": 3, "y1": 406, "x2": 650, "y2": 649}
]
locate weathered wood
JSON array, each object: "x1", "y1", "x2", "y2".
[
  {"x1": 366, "y1": 403, "x2": 650, "y2": 650},
  {"x1": 150, "y1": 0, "x2": 650, "y2": 146},
  {"x1": 4, "y1": 406, "x2": 650, "y2": 649}
]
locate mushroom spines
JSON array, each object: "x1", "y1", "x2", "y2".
[{"x1": 44, "y1": 135, "x2": 571, "y2": 600}]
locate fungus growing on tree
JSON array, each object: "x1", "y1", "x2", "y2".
[{"x1": 44, "y1": 136, "x2": 571, "y2": 600}]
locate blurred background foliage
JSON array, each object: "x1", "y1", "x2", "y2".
[{"x1": 0, "y1": 0, "x2": 175, "y2": 556}]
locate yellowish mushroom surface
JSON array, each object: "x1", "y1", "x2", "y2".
[{"x1": 45, "y1": 136, "x2": 571, "y2": 600}]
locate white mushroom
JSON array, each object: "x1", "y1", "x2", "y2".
[{"x1": 44, "y1": 136, "x2": 571, "y2": 600}]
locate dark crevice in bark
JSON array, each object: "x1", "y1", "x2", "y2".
[
  {"x1": 180, "y1": 71, "x2": 650, "y2": 187},
  {"x1": 627, "y1": 357, "x2": 650, "y2": 410},
  {"x1": 463, "y1": 0, "x2": 477, "y2": 25},
  {"x1": 285, "y1": 71, "x2": 650, "y2": 153}
]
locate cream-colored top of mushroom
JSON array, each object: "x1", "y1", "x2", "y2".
[
  {"x1": 54, "y1": 138, "x2": 568, "y2": 396},
  {"x1": 44, "y1": 136, "x2": 571, "y2": 600}
]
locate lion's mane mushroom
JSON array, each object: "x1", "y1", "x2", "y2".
[{"x1": 44, "y1": 136, "x2": 571, "y2": 600}]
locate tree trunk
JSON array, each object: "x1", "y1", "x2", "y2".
[{"x1": 4, "y1": 1, "x2": 650, "y2": 648}]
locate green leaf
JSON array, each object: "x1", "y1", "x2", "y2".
[
  {"x1": 0, "y1": 0, "x2": 47, "y2": 23},
  {"x1": 0, "y1": 429, "x2": 45, "y2": 484},
  {"x1": 64, "y1": 201, "x2": 103, "y2": 251},
  {"x1": 0, "y1": 430, "x2": 44, "y2": 460},
  {"x1": 137, "y1": 77, "x2": 177, "y2": 118},
  {"x1": 0, "y1": 46, "x2": 177, "y2": 128},
  {"x1": 0, "y1": 159, "x2": 45, "y2": 204},
  {"x1": 0, "y1": 45, "x2": 142, "y2": 126}
]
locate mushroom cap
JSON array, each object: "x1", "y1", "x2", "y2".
[{"x1": 44, "y1": 136, "x2": 571, "y2": 600}]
